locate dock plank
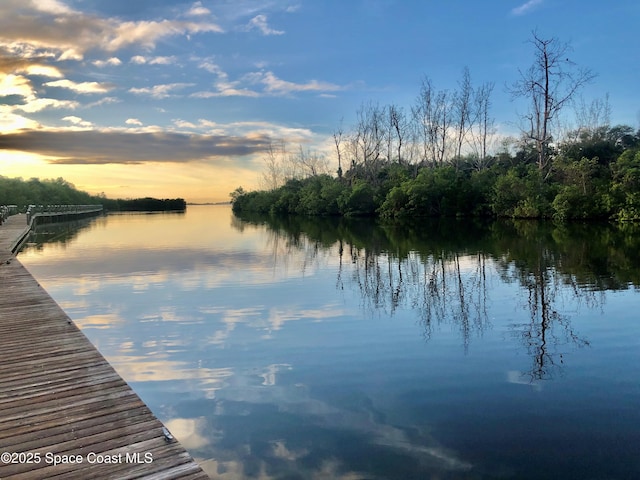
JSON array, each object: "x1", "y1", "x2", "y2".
[{"x1": 0, "y1": 214, "x2": 209, "y2": 479}]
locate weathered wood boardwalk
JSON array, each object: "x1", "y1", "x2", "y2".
[{"x1": 0, "y1": 214, "x2": 210, "y2": 479}]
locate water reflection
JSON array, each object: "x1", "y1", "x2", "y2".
[
  {"x1": 25, "y1": 215, "x2": 103, "y2": 249},
  {"x1": 18, "y1": 207, "x2": 640, "y2": 479},
  {"x1": 232, "y1": 214, "x2": 638, "y2": 381}
]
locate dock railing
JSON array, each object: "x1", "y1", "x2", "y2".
[
  {"x1": 0, "y1": 205, "x2": 18, "y2": 224},
  {"x1": 26, "y1": 204, "x2": 104, "y2": 225},
  {"x1": 1, "y1": 204, "x2": 104, "y2": 253}
]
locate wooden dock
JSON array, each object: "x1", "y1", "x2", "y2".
[{"x1": 0, "y1": 214, "x2": 210, "y2": 479}]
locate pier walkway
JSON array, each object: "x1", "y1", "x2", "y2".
[{"x1": 0, "y1": 214, "x2": 209, "y2": 479}]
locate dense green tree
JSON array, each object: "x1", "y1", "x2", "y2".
[{"x1": 610, "y1": 148, "x2": 640, "y2": 220}]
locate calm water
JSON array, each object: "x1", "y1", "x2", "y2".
[{"x1": 18, "y1": 205, "x2": 640, "y2": 479}]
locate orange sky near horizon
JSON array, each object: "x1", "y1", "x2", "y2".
[{"x1": 1, "y1": 150, "x2": 261, "y2": 203}]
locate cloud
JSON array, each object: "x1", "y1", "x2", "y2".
[
  {"x1": 130, "y1": 55, "x2": 147, "y2": 65},
  {"x1": 260, "y1": 71, "x2": 342, "y2": 95},
  {"x1": 23, "y1": 64, "x2": 64, "y2": 78},
  {"x1": 92, "y1": 57, "x2": 122, "y2": 68},
  {"x1": 0, "y1": 129, "x2": 273, "y2": 165},
  {"x1": 126, "y1": 118, "x2": 143, "y2": 126},
  {"x1": 191, "y1": 88, "x2": 261, "y2": 98},
  {"x1": 193, "y1": 63, "x2": 342, "y2": 98},
  {"x1": 129, "y1": 55, "x2": 175, "y2": 65},
  {"x1": 511, "y1": 0, "x2": 543, "y2": 16},
  {"x1": 1, "y1": 72, "x2": 81, "y2": 112},
  {"x1": 106, "y1": 20, "x2": 223, "y2": 52},
  {"x1": 62, "y1": 115, "x2": 92, "y2": 127},
  {"x1": 16, "y1": 97, "x2": 79, "y2": 113},
  {"x1": 0, "y1": 56, "x2": 62, "y2": 78},
  {"x1": 85, "y1": 96, "x2": 120, "y2": 108},
  {"x1": 0, "y1": 2, "x2": 223, "y2": 60},
  {"x1": 30, "y1": 0, "x2": 78, "y2": 16},
  {"x1": 149, "y1": 56, "x2": 177, "y2": 65},
  {"x1": 44, "y1": 78, "x2": 114, "y2": 94},
  {"x1": 244, "y1": 14, "x2": 284, "y2": 36},
  {"x1": 0, "y1": 73, "x2": 34, "y2": 99},
  {"x1": 198, "y1": 60, "x2": 224, "y2": 75},
  {"x1": 193, "y1": 61, "x2": 261, "y2": 98},
  {"x1": 186, "y1": 2, "x2": 211, "y2": 17},
  {"x1": 129, "y1": 83, "x2": 194, "y2": 99},
  {"x1": 0, "y1": 109, "x2": 41, "y2": 132},
  {"x1": 171, "y1": 118, "x2": 316, "y2": 145}
]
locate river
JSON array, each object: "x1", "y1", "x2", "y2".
[{"x1": 18, "y1": 205, "x2": 640, "y2": 479}]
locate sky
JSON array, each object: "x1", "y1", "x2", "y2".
[{"x1": 0, "y1": 0, "x2": 638, "y2": 203}]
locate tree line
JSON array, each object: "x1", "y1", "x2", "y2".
[
  {"x1": 232, "y1": 33, "x2": 640, "y2": 222},
  {"x1": 0, "y1": 176, "x2": 186, "y2": 212}
]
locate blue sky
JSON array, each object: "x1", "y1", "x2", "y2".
[{"x1": 0, "y1": 0, "x2": 638, "y2": 202}]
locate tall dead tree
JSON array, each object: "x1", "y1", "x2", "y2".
[
  {"x1": 333, "y1": 121, "x2": 344, "y2": 179},
  {"x1": 351, "y1": 101, "x2": 387, "y2": 183},
  {"x1": 454, "y1": 67, "x2": 473, "y2": 160},
  {"x1": 509, "y1": 32, "x2": 595, "y2": 179},
  {"x1": 471, "y1": 81, "x2": 495, "y2": 169},
  {"x1": 387, "y1": 103, "x2": 408, "y2": 164},
  {"x1": 413, "y1": 77, "x2": 452, "y2": 167}
]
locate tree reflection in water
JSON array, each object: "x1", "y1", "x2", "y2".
[{"x1": 236, "y1": 214, "x2": 639, "y2": 381}]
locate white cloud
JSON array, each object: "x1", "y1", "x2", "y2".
[
  {"x1": 194, "y1": 61, "x2": 262, "y2": 98},
  {"x1": 0, "y1": 3, "x2": 223, "y2": 60},
  {"x1": 173, "y1": 119, "x2": 197, "y2": 129},
  {"x1": 106, "y1": 20, "x2": 223, "y2": 52},
  {"x1": 244, "y1": 14, "x2": 284, "y2": 36},
  {"x1": 0, "y1": 72, "x2": 80, "y2": 113},
  {"x1": 511, "y1": 0, "x2": 543, "y2": 16},
  {"x1": 44, "y1": 79, "x2": 113, "y2": 94},
  {"x1": 86, "y1": 96, "x2": 120, "y2": 108},
  {"x1": 17, "y1": 97, "x2": 79, "y2": 113},
  {"x1": 126, "y1": 118, "x2": 143, "y2": 126},
  {"x1": 186, "y1": 2, "x2": 211, "y2": 17},
  {"x1": 129, "y1": 83, "x2": 194, "y2": 99},
  {"x1": 149, "y1": 56, "x2": 177, "y2": 65},
  {"x1": 0, "y1": 73, "x2": 34, "y2": 98},
  {"x1": 21, "y1": 64, "x2": 63, "y2": 78},
  {"x1": 0, "y1": 108, "x2": 41, "y2": 133},
  {"x1": 194, "y1": 63, "x2": 342, "y2": 98},
  {"x1": 63, "y1": 115, "x2": 92, "y2": 127},
  {"x1": 198, "y1": 60, "x2": 224, "y2": 75},
  {"x1": 93, "y1": 57, "x2": 122, "y2": 68},
  {"x1": 29, "y1": 0, "x2": 78, "y2": 15},
  {"x1": 191, "y1": 87, "x2": 260, "y2": 98},
  {"x1": 130, "y1": 55, "x2": 147, "y2": 64},
  {"x1": 260, "y1": 71, "x2": 342, "y2": 95},
  {"x1": 129, "y1": 55, "x2": 177, "y2": 65}
]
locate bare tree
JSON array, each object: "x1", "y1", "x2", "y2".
[
  {"x1": 509, "y1": 32, "x2": 595, "y2": 179},
  {"x1": 454, "y1": 67, "x2": 473, "y2": 160},
  {"x1": 387, "y1": 103, "x2": 408, "y2": 164},
  {"x1": 293, "y1": 145, "x2": 330, "y2": 177},
  {"x1": 435, "y1": 89, "x2": 453, "y2": 165},
  {"x1": 470, "y1": 81, "x2": 496, "y2": 169},
  {"x1": 261, "y1": 141, "x2": 287, "y2": 190},
  {"x1": 333, "y1": 120, "x2": 344, "y2": 179},
  {"x1": 349, "y1": 101, "x2": 387, "y2": 183},
  {"x1": 260, "y1": 140, "x2": 329, "y2": 189},
  {"x1": 413, "y1": 77, "x2": 453, "y2": 167},
  {"x1": 573, "y1": 93, "x2": 611, "y2": 142}
]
